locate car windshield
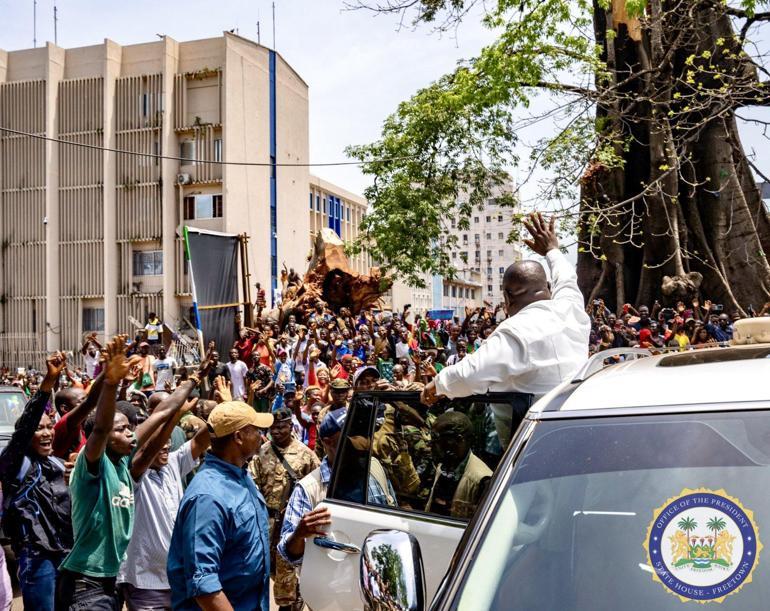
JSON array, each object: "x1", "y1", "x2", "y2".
[
  {"x1": 456, "y1": 411, "x2": 770, "y2": 610},
  {"x1": 0, "y1": 392, "x2": 26, "y2": 427}
]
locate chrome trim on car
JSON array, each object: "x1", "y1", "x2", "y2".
[{"x1": 313, "y1": 537, "x2": 361, "y2": 554}]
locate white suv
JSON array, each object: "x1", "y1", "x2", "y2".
[{"x1": 360, "y1": 339, "x2": 770, "y2": 610}]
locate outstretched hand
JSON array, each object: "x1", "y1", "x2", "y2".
[
  {"x1": 41, "y1": 351, "x2": 67, "y2": 393},
  {"x1": 213, "y1": 375, "x2": 232, "y2": 403},
  {"x1": 103, "y1": 335, "x2": 141, "y2": 385},
  {"x1": 522, "y1": 212, "x2": 559, "y2": 256}
]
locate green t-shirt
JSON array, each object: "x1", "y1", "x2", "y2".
[{"x1": 61, "y1": 451, "x2": 134, "y2": 577}]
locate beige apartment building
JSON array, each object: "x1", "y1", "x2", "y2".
[
  {"x1": 0, "y1": 33, "x2": 310, "y2": 366},
  {"x1": 451, "y1": 182, "x2": 521, "y2": 306}
]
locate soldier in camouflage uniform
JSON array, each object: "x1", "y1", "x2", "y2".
[{"x1": 249, "y1": 407, "x2": 319, "y2": 611}]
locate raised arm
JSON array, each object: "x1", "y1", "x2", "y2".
[
  {"x1": 0, "y1": 352, "x2": 66, "y2": 478},
  {"x1": 523, "y1": 212, "x2": 584, "y2": 310},
  {"x1": 134, "y1": 355, "x2": 211, "y2": 451},
  {"x1": 85, "y1": 336, "x2": 138, "y2": 471},
  {"x1": 63, "y1": 369, "x2": 105, "y2": 432},
  {"x1": 130, "y1": 392, "x2": 199, "y2": 480}
]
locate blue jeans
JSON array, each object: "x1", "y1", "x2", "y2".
[{"x1": 17, "y1": 548, "x2": 66, "y2": 611}]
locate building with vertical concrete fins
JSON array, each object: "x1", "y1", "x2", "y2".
[{"x1": 0, "y1": 33, "x2": 313, "y2": 365}]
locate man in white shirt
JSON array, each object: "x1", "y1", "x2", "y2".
[
  {"x1": 152, "y1": 346, "x2": 178, "y2": 392},
  {"x1": 226, "y1": 348, "x2": 249, "y2": 401},
  {"x1": 118, "y1": 384, "x2": 210, "y2": 611},
  {"x1": 421, "y1": 212, "x2": 590, "y2": 404}
]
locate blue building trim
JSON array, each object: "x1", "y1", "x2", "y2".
[{"x1": 269, "y1": 50, "x2": 278, "y2": 305}]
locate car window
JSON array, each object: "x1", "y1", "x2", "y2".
[
  {"x1": 328, "y1": 392, "x2": 531, "y2": 523},
  {"x1": 0, "y1": 392, "x2": 25, "y2": 426},
  {"x1": 456, "y1": 411, "x2": 770, "y2": 610}
]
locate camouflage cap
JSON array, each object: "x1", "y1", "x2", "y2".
[
  {"x1": 272, "y1": 407, "x2": 294, "y2": 423},
  {"x1": 330, "y1": 378, "x2": 351, "y2": 391}
]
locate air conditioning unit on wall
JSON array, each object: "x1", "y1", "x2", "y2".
[{"x1": 176, "y1": 173, "x2": 192, "y2": 185}]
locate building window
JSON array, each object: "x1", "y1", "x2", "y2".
[
  {"x1": 82, "y1": 307, "x2": 105, "y2": 332},
  {"x1": 499, "y1": 266, "x2": 505, "y2": 273},
  {"x1": 323, "y1": 198, "x2": 327, "y2": 214},
  {"x1": 486, "y1": 250, "x2": 492, "y2": 258},
  {"x1": 183, "y1": 194, "x2": 223, "y2": 220},
  {"x1": 133, "y1": 250, "x2": 163, "y2": 276},
  {"x1": 451, "y1": 219, "x2": 456, "y2": 229},
  {"x1": 309, "y1": 193, "x2": 314, "y2": 210},
  {"x1": 443, "y1": 283, "x2": 449, "y2": 297},
  {"x1": 452, "y1": 286, "x2": 457, "y2": 297},
  {"x1": 463, "y1": 234, "x2": 468, "y2": 243},
  {"x1": 498, "y1": 249, "x2": 504, "y2": 257},
  {"x1": 471, "y1": 289, "x2": 476, "y2": 300},
  {"x1": 487, "y1": 267, "x2": 493, "y2": 275},
  {"x1": 486, "y1": 215, "x2": 491, "y2": 222},
  {"x1": 465, "y1": 287, "x2": 470, "y2": 298},
  {"x1": 485, "y1": 233, "x2": 491, "y2": 240},
  {"x1": 180, "y1": 141, "x2": 196, "y2": 164},
  {"x1": 347, "y1": 206, "x2": 351, "y2": 222},
  {"x1": 498, "y1": 232, "x2": 504, "y2": 239},
  {"x1": 140, "y1": 93, "x2": 149, "y2": 117},
  {"x1": 487, "y1": 285, "x2": 493, "y2": 293},
  {"x1": 498, "y1": 215, "x2": 503, "y2": 222},
  {"x1": 214, "y1": 139, "x2": 223, "y2": 162},
  {"x1": 473, "y1": 217, "x2": 479, "y2": 224},
  {"x1": 316, "y1": 195, "x2": 321, "y2": 211}
]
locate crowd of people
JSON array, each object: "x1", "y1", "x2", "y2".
[
  {"x1": 0, "y1": 212, "x2": 763, "y2": 611},
  {"x1": 587, "y1": 299, "x2": 770, "y2": 355}
]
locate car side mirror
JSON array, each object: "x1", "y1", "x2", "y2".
[{"x1": 360, "y1": 529, "x2": 426, "y2": 611}]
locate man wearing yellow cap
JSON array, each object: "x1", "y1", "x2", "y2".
[{"x1": 167, "y1": 402, "x2": 274, "y2": 611}]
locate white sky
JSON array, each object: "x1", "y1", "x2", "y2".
[{"x1": 1, "y1": 0, "x2": 768, "y2": 202}]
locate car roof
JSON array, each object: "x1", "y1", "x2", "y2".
[
  {"x1": 531, "y1": 345, "x2": 770, "y2": 413},
  {"x1": 0, "y1": 386, "x2": 26, "y2": 393}
]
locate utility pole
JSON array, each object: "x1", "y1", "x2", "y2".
[
  {"x1": 272, "y1": 1, "x2": 276, "y2": 49},
  {"x1": 33, "y1": 0, "x2": 37, "y2": 47},
  {"x1": 54, "y1": 2, "x2": 58, "y2": 45},
  {"x1": 257, "y1": 21, "x2": 260, "y2": 44}
]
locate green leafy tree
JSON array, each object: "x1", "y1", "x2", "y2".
[
  {"x1": 706, "y1": 516, "x2": 727, "y2": 542},
  {"x1": 371, "y1": 543, "x2": 409, "y2": 608},
  {"x1": 678, "y1": 515, "x2": 698, "y2": 537},
  {"x1": 347, "y1": 0, "x2": 770, "y2": 309}
]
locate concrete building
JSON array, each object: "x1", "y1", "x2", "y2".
[
  {"x1": 436, "y1": 270, "x2": 483, "y2": 318},
  {"x1": 451, "y1": 183, "x2": 522, "y2": 306},
  {"x1": 0, "y1": 33, "x2": 309, "y2": 365},
  {"x1": 387, "y1": 273, "x2": 434, "y2": 315},
  {"x1": 308, "y1": 174, "x2": 371, "y2": 275}
]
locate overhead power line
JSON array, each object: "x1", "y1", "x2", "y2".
[{"x1": 0, "y1": 125, "x2": 418, "y2": 168}]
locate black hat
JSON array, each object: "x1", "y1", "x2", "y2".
[{"x1": 273, "y1": 407, "x2": 293, "y2": 423}]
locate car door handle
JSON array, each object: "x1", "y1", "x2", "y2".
[{"x1": 313, "y1": 536, "x2": 361, "y2": 554}]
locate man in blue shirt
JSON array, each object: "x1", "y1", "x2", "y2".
[{"x1": 167, "y1": 401, "x2": 274, "y2": 611}]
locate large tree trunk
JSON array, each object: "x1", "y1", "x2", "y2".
[{"x1": 579, "y1": 0, "x2": 770, "y2": 315}]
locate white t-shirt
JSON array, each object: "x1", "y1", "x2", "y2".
[
  {"x1": 227, "y1": 359, "x2": 249, "y2": 400},
  {"x1": 152, "y1": 357, "x2": 178, "y2": 391},
  {"x1": 83, "y1": 351, "x2": 100, "y2": 378},
  {"x1": 118, "y1": 442, "x2": 196, "y2": 589},
  {"x1": 145, "y1": 322, "x2": 163, "y2": 342}
]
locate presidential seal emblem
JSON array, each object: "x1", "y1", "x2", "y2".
[{"x1": 643, "y1": 488, "x2": 762, "y2": 603}]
